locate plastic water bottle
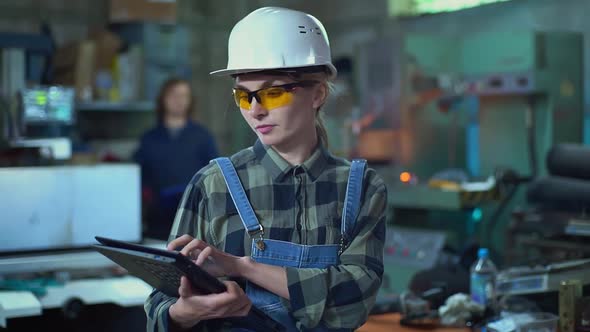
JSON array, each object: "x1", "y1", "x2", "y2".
[{"x1": 470, "y1": 248, "x2": 497, "y2": 309}]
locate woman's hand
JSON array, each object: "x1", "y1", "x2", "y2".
[
  {"x1": 168, "y1": 235, "x2": 290, "y2": 301},
  {"x1": 167, "y1": 235, "x2": 249, "y2": 278},
  {"x1": 169, "y1": 277, "x2": 251, "y2": 329}
]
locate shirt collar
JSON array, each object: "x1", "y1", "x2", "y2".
[{"x1": 253, "y1": 139, "x2": 329, "y2": 182}]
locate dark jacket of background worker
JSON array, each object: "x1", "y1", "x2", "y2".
[{"x1": 134, "y1": 78, "x2": 218, "y2": 240}]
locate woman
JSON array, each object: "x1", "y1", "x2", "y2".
[
  {"x1": 145, "y1": 7, "x2": 386, "y2": 331},
  {"x1": 135, "y1": 78, "x2": 218, "y2": 240}
]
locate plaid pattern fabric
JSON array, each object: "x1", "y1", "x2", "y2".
[{"x1": 145, "y1": 139, "x2": 387, "y2": 331}]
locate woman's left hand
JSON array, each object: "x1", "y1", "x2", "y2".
[{"x1": 168, "y1": 235, "x2": 247, "y2": 278}]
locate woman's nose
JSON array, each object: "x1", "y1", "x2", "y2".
[{"x1": 248, "y1": 97, "x2": 268, "y2": 118}]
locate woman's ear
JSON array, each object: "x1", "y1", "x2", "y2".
[{"x1": 312, "y1": 83, "x2": 328, "y2": 109}]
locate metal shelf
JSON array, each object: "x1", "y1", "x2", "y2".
[
  {"x1": 76, "y1": 101, "x2": 154, "y2": 112},
  {"x1": 0, "y1": 32, "x2": 53, "y2": 54}
]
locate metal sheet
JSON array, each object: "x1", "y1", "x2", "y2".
[
  {"x1": 0, "y1": 240, "x2": 165, "y2": 275},
  {"x1": 0, "y1": 165, "x2": 141, "y2": 253}
]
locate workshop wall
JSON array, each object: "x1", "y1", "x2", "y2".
[
  {"x1": 387, "y1": 0, "x2": 590, "y2": 259},
  {"x1": 396, "y1": 0, "x2": 590, "y2": 145},
  {"x1": 0, "y1": 0, "x2": 391, "y2": 155},
  {"x1": 2, "y1": 0, "x2": 588, "y2": 155},
  {"x1": 0, "y1": 0, "x2": 108, "y2": 44}
]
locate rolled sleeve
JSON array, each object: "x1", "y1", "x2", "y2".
[{"x1": 145, "y1": 290, "x2": 177, "y2": 332}]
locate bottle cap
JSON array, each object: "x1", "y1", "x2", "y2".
[{"x1": 478, "y1": 248, "x2": 489, "y2": 258}]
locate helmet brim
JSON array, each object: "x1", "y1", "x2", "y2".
[{"x1": 210, "y1": 63, "x2": 338, "y2": 79}]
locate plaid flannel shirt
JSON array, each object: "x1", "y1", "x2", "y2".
[{"x1": 145, "y1": 139, "x2": 387, "y2": 331}]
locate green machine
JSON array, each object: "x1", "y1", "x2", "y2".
[
  {"x1": 356, "y1": 31, "x2": 584, "y2": 294},
  {"x1": 460, "y1": 31, "x2": 583, "y2": 254},
  {"x1": 356, "y1": 34, "x2": 469, "y2": 295},
  {"x1": 462, "y1": 31, "x2": 583, "y2": 177},
  {"x1": 357, "y1": 31, "x2": 583, "y2": 178}
]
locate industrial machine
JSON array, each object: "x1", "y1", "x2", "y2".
[
  {"x1": 0, "y1": 164, "x2": 150, "y2": 328},
  {"x1": 495, "y1": 258, "x2": 590, "y2": 315},
  {"x1": 506, "y1": 144, "x2": 590, "y2": 266},
  {"x1": 0, "y1": 31, "x2": 73, "y2": 166},
  {"x1": 380, "y1": 226, "x2": 447, "y2": 295},
  {"x1": 356, "y1": 31, "x2": 584, "y2": 293},
  {"x1": 0, "y1": 30, "x2": 156, "y2": 328},
  {"x1": 496, "y1": 259, "x2": 590, "y2": 297},
  {"x1": 0, "y1": 78, "x2": 152, "y2": 329},
  {"x1": 6, "y1": 86, "x2": 76, "y2": 161},
  {"x1": 357, "y1": 31, "x2": 583, "y2": 177},
  {"x1": 1, "y1": 85, "x2": 77, "y2": 168}
]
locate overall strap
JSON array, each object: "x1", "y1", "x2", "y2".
[
  {"x1": 214, "y1": 157, "x2": 263, "y2": 238},
  {"x1": 340, "y1": 159, "x2": 367, "y2": 252}
]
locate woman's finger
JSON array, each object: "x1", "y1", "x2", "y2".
[
  {"x1": 178, "y1": 276, "x2": 194, "y2": 298},
  {"x1": 188, "y1": 248, "x2": 202, "y2": 261},
  {"x1": 195, "y1": 246, "x2": 214, "y2": 266},
  {"x1": 225, "y1": 281, "x2": 251, "y2": 317},
  {"x1": 167, "y1": 234, "x2": 194, "y2": 251},
  {"x1": 204, "y1": 281, "x2": 243, "y2": 308},
  {"x1": 180, "y1": 239, "x2": 207, "y2": 257},
  {"x1": 231, "y1": 297, "x2": 252, "y2": 317}
]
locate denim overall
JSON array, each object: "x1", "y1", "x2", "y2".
[{"x1": 214, "y1": 157, "x2": 366, "y2": 332}]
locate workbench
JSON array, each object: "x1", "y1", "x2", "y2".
[{"x1": 359, "y1": 313, "x2": 470, "y2": 332}]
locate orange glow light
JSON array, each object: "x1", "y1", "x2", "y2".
[{"x1": 400, "y1": 172, "x2": 411, "y2": 183}]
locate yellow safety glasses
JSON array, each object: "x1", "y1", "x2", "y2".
[{"x1": 232, "y1": 80, "x2": 318, "y2": 111}]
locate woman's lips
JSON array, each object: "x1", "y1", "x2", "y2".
[{"x1": 256, "y1": 125, "x2": 275, "y2": 134}]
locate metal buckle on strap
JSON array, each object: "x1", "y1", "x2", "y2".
[
  {"x1": 249, "y1": 225, "x2": 266, "y2": 251},
  {"x1": 247, "y1": 224, "x2": 264, "y2": 237}
]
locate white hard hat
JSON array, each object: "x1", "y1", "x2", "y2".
[{"x1": 210, "y1": 7, "x2": 337, "y2": 79}]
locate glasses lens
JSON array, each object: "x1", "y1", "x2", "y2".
[
  {"x1": 233, "y1": 90, "x2": 251, "y2": 110},
  {"x1": 259, "y1": 87, "x2": 293, "y2": 110}
]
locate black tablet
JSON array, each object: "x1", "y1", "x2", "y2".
[{"x1": 93, "y1": 236, "x2": 285, "y2": 332}]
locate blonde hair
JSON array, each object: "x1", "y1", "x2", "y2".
[{"x1": 292, "y1": 70, "x2": 333, "y2": 148}]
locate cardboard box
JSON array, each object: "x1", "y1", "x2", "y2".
[
  {"x1": 357, "y1": 130, "x2": 397, "y2": 162},
  {"x1": 89, "y1": 29, "x2": 123, "y2": 71},
  {"x1": 109, "y1": 0, "x2": 177, "y2": 23},
  {"x1": 117, "y1": 45, "x2": 143, "y2": 101},
  {"x1": 111, "y1": 22, "x2": 189, "y2": 65},
  {"x1": 52, "y1": 40, "x2": 96, "y2": 100},
  {"x1": 52, "y1": 29, "x2": 122, "y2": 100}
]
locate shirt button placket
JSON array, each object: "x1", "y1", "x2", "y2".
[{"x1": 294, "y1": 167, "x2": 304, "y2": 242}]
